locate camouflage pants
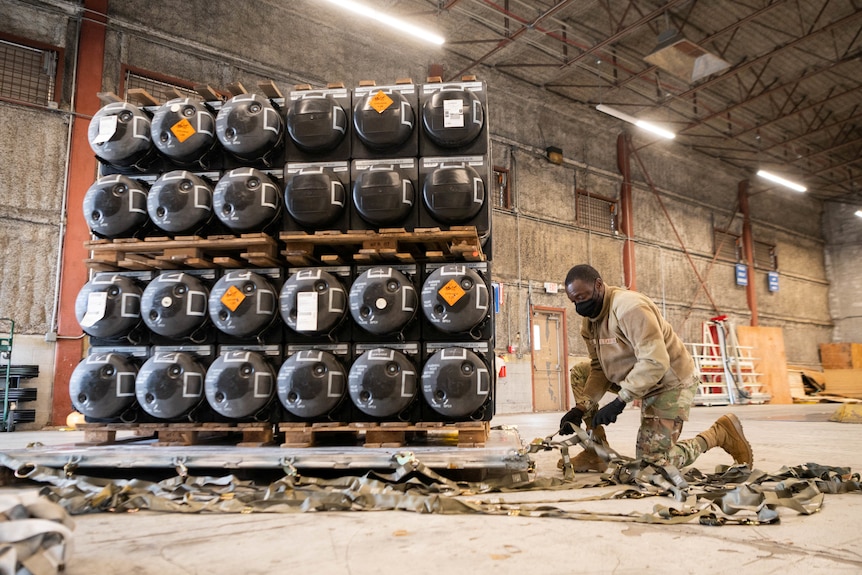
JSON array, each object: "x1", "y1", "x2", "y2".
[
  {"x1": 635, "y1": 377, "x2": 704, "y2": 468},
  {"x1": 571, "y1": 364, "x2": 704, "y2": 467}
]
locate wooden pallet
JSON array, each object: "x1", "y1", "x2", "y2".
[
  {"x1": 279, "y1": 227, "x2": 486, "y2": 265},
  {"x1": 278, "y1": 421, "x2": 490, "y2": 448},
  {"x1": 75, "y1": 422, "x2": 274, "y2": 447},
  {"x1": 84, "y1": 233, "x2": 281, "y2": 271}
]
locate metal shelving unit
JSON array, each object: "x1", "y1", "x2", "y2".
[{"x1": 1, "y1": 318, "x2": 14, "y2": 432}]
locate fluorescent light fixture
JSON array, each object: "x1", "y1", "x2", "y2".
[
  {"x1": 756, "y1": 170, "x2": 807, "y2": 193},
  {"x1": 325, "y1": 0, "x2": 445, "y2": 45},
  {"x1": 596, "y1": 104, "x2": 676, "y2": 139},
  {"x1": 855, "y1": 209, "x2": 862, "y2": 218}
]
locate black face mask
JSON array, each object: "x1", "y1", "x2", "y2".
[{"x1": 575, "y1": 286, "x2": 602, "y2": 318}]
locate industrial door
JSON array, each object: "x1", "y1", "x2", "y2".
[{"x1": 531, "y1": 306, "x2": 568, "y2": 412}]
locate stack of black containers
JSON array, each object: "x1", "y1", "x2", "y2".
[{"x1": 71, "y1": 75, "x2": 494, "y2": 432}]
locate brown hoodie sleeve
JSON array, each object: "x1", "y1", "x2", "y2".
[
  {"x1": 579, "y1": 318, "x2": 614, "y2": 411},
  {"x1": 613, "y1": 299, "x2": 671, "y2": 400}
]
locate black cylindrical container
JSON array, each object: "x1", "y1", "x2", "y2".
[
  {"x1": 147, "y1": 170, "x2": 213, "y2": 235},
  {"x1": 135, "y1": 351, "x2": 206, "y2": 420},
  {"x1": 82, "y1": 174, "x2": 149, "y2": 238},
  {"x1": 69, "y1": 352, "x2": 138, "y2": 420},
  {"x1": 151, "y1": 98, "x2": 217, "y2": 165},
  {"x1": 204, "y1": 350, "x2": 275, "y2": 419},
  {"x1": 277, "y1": 349, "x2": 347, "y2": 418},
  {"x1": 213, "y1": 168, "x2": 282, "y2": 232}
]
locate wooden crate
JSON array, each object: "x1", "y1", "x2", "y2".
[
  {"x1": 279, "y1": 421, "x2": 491, "y2": 448},
  {"x1": 819, "y1": 343, "x2": 862, "y2": 369}
]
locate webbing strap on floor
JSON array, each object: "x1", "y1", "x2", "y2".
[
  {"x1": 0, "y1": 491, "x2": 74, "y2": 575},
  {"x1": 1, "y1": 449, "x2": 859, "y2": 526}
]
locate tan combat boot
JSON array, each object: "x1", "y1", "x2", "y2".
[
  {"x1": 697, "y1": 414, "x2": 754, "y2": 466},
  {"x1": 557, "y1": 425, "x2": 611, "y2": 473}
]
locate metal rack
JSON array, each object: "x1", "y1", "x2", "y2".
[
  {"x1": 687, "y1": 317, "x2": 771, "y2": 406},
  {"x1": 1, "y1": 318, "x2": 14, "y2": 431}
]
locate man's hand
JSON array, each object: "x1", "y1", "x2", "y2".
[
  {"x1": 592, "y1": 398, "x2": 626, "y2": 427},
  {"x1": 559, "y1": 407, "x2": 584, "y2": 435}
]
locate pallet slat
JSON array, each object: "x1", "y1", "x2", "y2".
[
  {"x1": 84, "y1": 233, "x2": 280, "y2": 271},
  {"x1": 75, "y1": 422, "x2": 274, "y2": 447},
  {"x1": 279, "y1": 227, "x2": 485, "y2": 265},
  {"x1": 278, "y1": 421, "x2": 490, "y2": 448}
]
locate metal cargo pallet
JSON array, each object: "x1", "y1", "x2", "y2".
[{"x1": 0, "y1": 427, "x2": 530, "y2": 478}]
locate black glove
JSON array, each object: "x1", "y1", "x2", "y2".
[
  {"x1": 559, "y1": 407, "x2": 584, "y2": 435},
  {"x1": 592, "y1": 398, "x2": 627, "y2": 427}
]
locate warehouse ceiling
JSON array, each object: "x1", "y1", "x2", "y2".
[{"x1": 400, "y1": 0, "x2": 862, "y2": 202}]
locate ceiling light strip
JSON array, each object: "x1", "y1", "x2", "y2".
[
  {"x1": 756, "y1": 170, "x2": 807, "y2": 192},
  {"x1": 596, "y1": 104, "x2": 675, "y2": 140},
  {"x1": 325, "y1": 0, "x2": 445, "y2": 45}
]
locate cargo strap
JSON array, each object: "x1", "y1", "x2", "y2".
[
  {"x1": 0, "y1": 491, "x2": 74, "y2": 575},
  {"x1": 2, "y1": 449, "x2": 858, "y2": 526}
]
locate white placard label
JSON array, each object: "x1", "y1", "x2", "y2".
[
  {"x1": 443, "y1": 99, "x2": 464, "y2": 128},
  {"x1": 93, "y1": 115, "x2": 118, "y2": 144},
  {"x1": 296, "y1": 291, "x2": 319, "y2": 331},
  {"x1": 80, "y1": 292, "x2": 108, "y2": 327}
]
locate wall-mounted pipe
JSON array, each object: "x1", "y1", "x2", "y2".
[
  {"x1": 617, "y1": 133, "x2": 636, "y2": 289},
  {"x1": 738, "y1": 179, "x2": 759, "y2": 326}
]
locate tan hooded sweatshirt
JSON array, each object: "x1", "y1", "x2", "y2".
[{"x1": 581, "y1": 285, "x2": 695, "y2": 403}]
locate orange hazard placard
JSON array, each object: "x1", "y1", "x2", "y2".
[
  {"x1": 438, "y1": 279, "x2": 466, "y2": 306},
  {"x1": 170, "y1": 117, "x2": 196, "y2": 143},
  {"x1": 220, "y1": 284, "x2": 246, "y2": 312},
  {"x1": 369, "y1": 90, "x2": 394, "y2": 114}
]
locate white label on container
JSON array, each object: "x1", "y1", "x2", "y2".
[
  {"x1": 443, "y1": 99, "x2": 464, "y2": 128},
  {"x1": 93, "y1": 115, "x2": 118, "y2": 144},
  {"x1": 80, "y1": 292, "x2": 108, "y2": 327},
  {"x1": 296, "y1": 291, "x2": 319, "y2": 331}
]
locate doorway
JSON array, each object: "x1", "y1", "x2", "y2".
[{"x1": 531, "y1": 306, "x2": 568, "y2": 412}]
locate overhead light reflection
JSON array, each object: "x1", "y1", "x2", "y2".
[
  {"x1": 596, "y1": 104, "x2": 675, "y2": 139},
  {"x1": 756, "y1": 170, "x2": 807, "y2": 193},
  {"x1": 325, "y1": 0, "x2": 445, "y2": 45}
]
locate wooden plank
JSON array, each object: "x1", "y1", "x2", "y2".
[
  {"x1": 194, "y1": 84, "x2": 223, "y2": 101},
  {"x1": 736, "y1": 326, "x2": 793, "y2": 404},
  {"x1": 820, "y1": 343, "x2": 862, "y2": 369},
  {"x1": 822, "y1": 369, "x2": 862, "y2": 398},
  {"x1": 96, "y1": 91, "x2": 122, "y2": 105},
  {"x1": 257, "y1": 80, "x2": 283, "y2": 99},
  {"x1": 127, "y1": 88, "x2": 160, "y2": 107}
]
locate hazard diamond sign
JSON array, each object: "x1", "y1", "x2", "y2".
[
  {"x1": 170, "y1": 117, "x2": 197, "y2": 143},
  {"x1": 220, "y1": 284, "x2": 246, "y2": 312},
  {"x1": 369, "y1": 90, "x2": 394, "y2": 114},
  {"x1": 438, "y1": 279, "x2": 466, "y2": 306}
]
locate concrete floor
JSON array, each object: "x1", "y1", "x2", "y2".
[{"x1": 1, "y1": 403, "x2": 861, "y2": 574}]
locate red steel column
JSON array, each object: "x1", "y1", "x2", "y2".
[
  {"x1": 618, "y1": 133, "x2": 636, "y2": 290},
  {"x1": 738, "y1": 179, "x2": 759, "y2": 326},
  {"x1": 52, "y1": 0, "x2": 108, "y2": 425}
]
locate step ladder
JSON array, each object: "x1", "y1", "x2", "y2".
[
  {"x1": 687, "y1": 316, "x2": 771, "y2": 406},
  {"x1": 0, "y1": 318, "x2": 14, "y2": 432}
]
